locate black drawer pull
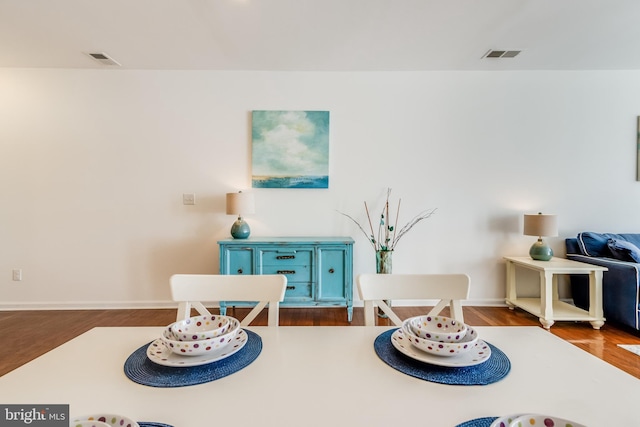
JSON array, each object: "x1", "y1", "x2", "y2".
[
  {"x1": 237, "y1": 268, "x2": 244, "y2": 274},
  {"x1": 276, "y1": 255, "x2": 296, "y2": 260},
  {"x1": 277, "y1": 270, "x2": 296, "y2": 275},
  {"x1": 328, "y1": 268, "x2": 335, "y2": 274},
  {"x1": 286, "y1": 286, "x2": 296, "y2": 290}
]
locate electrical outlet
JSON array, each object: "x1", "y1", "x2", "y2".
[
  {"x1": 12, "y1": 269, "x2": 22, "y2": 281},
  {"x1": 182, "y1": 193, "x2": 195, "y2": 205}
]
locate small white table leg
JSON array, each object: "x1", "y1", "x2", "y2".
[
  {"x1": 588, "y1": 270, "x2": 605, "y2": 329},
  {"x1": 540, "y1": 271, "x2": 554, "y2": 329},
  {"x1": 505, "y1": 260, "x2": 517, "y2": 309},
  {"x1": 539, "y1": 317, "x2": 555, "y2": 329}
]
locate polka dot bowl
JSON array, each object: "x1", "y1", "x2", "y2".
[
  {"x1": 401, "y1": 321, "x2": 478, "y2": 357},
  {"x1": 71, "y1": 421, "x2": 111, "y2": 427},
  {"x1": 405, "y1": 315, "x2": 468, "y2": 343},
  {"x1": 170, "y1": 314, "x2": 232, "y2": 341},
  {"x1": 506, "y1": 414, "x2": 586, "y2": 427},
  {"x1": 161, "y1": 317, "x2": 240, "y2": 356},
  {"x1": 71, "y1": 414, "x2": 138, "y2": 427}
]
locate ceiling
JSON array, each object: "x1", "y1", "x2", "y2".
[{"x1": 1, "y1": 0, "x2": 640, "y2": 71}]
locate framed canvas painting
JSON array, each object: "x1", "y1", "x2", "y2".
[{"x1": 252, "y1": 110, "x2": 330, "y2": 188}]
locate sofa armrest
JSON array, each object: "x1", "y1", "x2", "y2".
[{"x1": 566, "y1": 253, "x2": 640, "y2": 274}]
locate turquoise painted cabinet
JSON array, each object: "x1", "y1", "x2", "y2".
[{"x1": 218, "y1": 237, "x2": 354, "y2": 322}]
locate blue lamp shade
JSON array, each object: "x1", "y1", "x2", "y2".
[
  {"x1": 226, "y1": 192, "x2": 255, "y2": 239},
  {"x1": 524, "y1": 213, "x2": 558, "y2": 261}
]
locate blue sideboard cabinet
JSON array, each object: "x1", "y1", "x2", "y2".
[{"x1": 218, "y1": 236, "x2": 355, "y2": 322}]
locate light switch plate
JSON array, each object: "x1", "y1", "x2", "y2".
[{"x1": 183, "y1": 193, "x2": 195, "y2": 205}]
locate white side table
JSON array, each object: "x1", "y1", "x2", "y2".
[{"x1": 504, "y1": 256, "x2": 608, "y2": 329}]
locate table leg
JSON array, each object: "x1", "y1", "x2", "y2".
[
  {"x1": 588, "y1": 270, "x2": 605, "y2": 330},
  {"x1": 539, "y1": 317, "x2": 555, "y2": 329},
  {"x1": 540, "y1": 271, "x2": 554, "y2": 329},
  {"x1": 505, "y1": 260, "x2": 516, "y2": 309}
]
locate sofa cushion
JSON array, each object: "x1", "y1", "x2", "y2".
[
  {"x1": 608, "y1": 239, "x2": 640, "y2": 263},
  {"x1": 577, "y1": 232, "x2": 618, "y2": 257},
  {"x1": 618, "y1": 233, "x2": 640, "y2": 249}
]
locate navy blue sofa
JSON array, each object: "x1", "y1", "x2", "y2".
[{"x1": 565, "y1": 232, "x2": 640, "y2": 331}]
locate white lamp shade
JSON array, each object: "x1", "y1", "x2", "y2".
[
  {"x1": 523, "y1": 213, "x2": 558, "y2": 237},
  {"x1": 226, "y1": 192, "x2": 255, "y2": 216}
]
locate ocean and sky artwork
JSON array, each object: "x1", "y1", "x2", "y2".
[{"x1": 252, "y1": 110, "x2": 330, "y2": 189}]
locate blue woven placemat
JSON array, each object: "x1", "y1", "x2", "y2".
[
  {"x1": 374, "y1": 329, "x2": 510, "y2": 385},
  {"x1": 124, "y1": 329, "x2": 262, "y2": 387},
  {"x1": 455, "y1": 417, "x2": 498, "y2": 427}
]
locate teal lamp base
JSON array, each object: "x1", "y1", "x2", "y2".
[
  {"x1": 529, "y1": 238, "x2": 553, "y2": 261},
  {"x1": 230, "y1": 217, "x2": 251, "y2": 239}
]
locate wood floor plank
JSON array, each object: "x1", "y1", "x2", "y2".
[{"x1": 1, "y1": 306, "x2": 639, "y2": 379}]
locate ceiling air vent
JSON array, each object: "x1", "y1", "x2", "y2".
[
  {"x1": 86, "y1": 52, "x2": 121, "y2": 66},
  {"x1": 482, "y1": 50, "x2": 521, "y2": 59}
]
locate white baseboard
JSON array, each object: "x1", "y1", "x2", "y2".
[{"x1": 0, "y1": 298, "x2": 509, "y2": 311}]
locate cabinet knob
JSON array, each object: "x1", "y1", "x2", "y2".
[
  {"x1": 237, "y1": 268, "x2": 243, "y2": 274},
  {"x1": 328, "y1": 268, "x2": 335, "y2": 274}
]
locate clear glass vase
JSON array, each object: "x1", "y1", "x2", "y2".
[
  {"x1": 376, "y1": 250, "x2": 393, "y2": 274},
  {"x1": 375, "y1": 250, "x2": 393, "y2": 317}
]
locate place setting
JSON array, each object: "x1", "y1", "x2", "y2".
[
  {"x1": 456, "y1": 412, "x2": 588, "y2": 427},
  {"x1": 70, "y1": 413, "x2": 174, "y2": 427},
  {"x1": 123, "y1": 314, "x2": 262, "y2": 387},
  {"x1": 374, "y1": 315, "x2": 511, "y2": 385}
]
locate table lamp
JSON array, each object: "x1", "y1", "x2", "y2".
[
  {"x1": 523, "y1": 212, "x2": 558, "y2": 261},
  {"x1": 226, "y1": 191, "x2": 255, "y2": 239}
]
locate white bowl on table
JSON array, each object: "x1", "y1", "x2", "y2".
[
  {"x1": 161, "y1": 317, "x2": 240, "y2": 356},
  {"x1": 402, "y1": 322, "x2": 478, "y2": 357},
  {"x1": 71, "y1": 414, "x2": 138, "y2": 427},
  {"x1": 70, "y1": 421, "x2": 111, "y2": 427},
  {"x1": 506, "y1": 414, "x2": 586, "y2": 427},
  {"x1": 405, "y1": 315, "x2": 467, "y2": 343},
  {"x1": 170, "y1": 314, "x2": 232, "y2": 341}
]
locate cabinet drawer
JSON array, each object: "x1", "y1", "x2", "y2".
[
  {"x1": 260, "y1": 250, "x2": 312, "y2": 266},
  {"x1": 261, "y1": 264, "x2": 312, "y2": 282},
  {"x1": 283, "y1": 282, "x2": 313, "y2": 300}
]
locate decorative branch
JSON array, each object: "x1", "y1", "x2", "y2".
[{"x1": 337, "y1": 188, "x2": 436, "y2": 252}]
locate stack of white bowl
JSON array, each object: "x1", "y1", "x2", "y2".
[
  {"x1": 71, "y1": 413, "x2": 139, "y2": 427},
  {"x1": 160, "y1": 314, "x2": 240, "y2": 356},
  {"x1": 401, "y1": 315, "x2": 478, "y2": 357},
  {"x1": 489, "y1": 413, "x2": 586, "y2": 427}
]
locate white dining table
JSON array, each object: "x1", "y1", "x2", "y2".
[{"x1": 0, "y1": 325, "x2": 637, "y2": 427}]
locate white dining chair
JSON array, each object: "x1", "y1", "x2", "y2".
[
  {"x1": 169, "y1": 274, "x2": 287, "y2": 327},
  {"x1": 356, "y1": 273, "x2": 471, "y2": 326}
]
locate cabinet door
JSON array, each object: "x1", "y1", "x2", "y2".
[
  {"x1": 222, "y1": 247, "x2": 254, "y2": 275},
  {"x1": 317, "y1": 247, "x2": 346, "y2": 301}
]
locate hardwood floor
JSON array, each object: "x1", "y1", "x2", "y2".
[{"x1": 1, "y1": 306, "x2": 640, "y2": 379}]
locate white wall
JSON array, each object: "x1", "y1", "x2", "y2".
[{"x1": 2, "y1": 69, "x2": 640, "y2": 309}]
